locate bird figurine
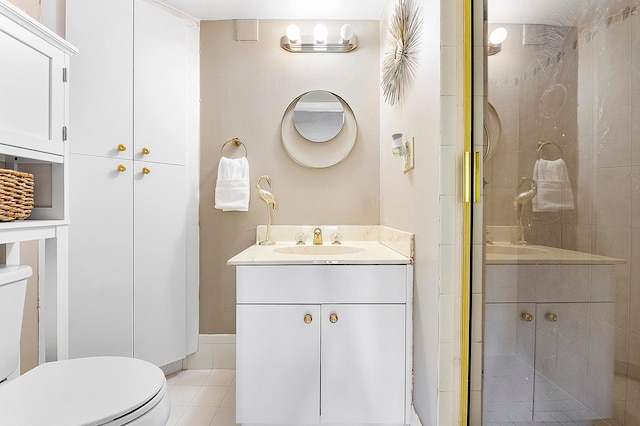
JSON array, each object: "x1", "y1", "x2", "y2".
[
  {"x1": 513, "y1": 177, "x2": 537, "y2": 244},
  {"x1": 256, "y1": 175, "x2": 276, "y2": 245}
]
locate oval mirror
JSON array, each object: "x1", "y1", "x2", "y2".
[
  {"x1": 293, "y1": 91, "x2": 345, "y2": 142},
  {"x1": 484, "y1": 101, "x2": 501, "y2": 160},
  {"x1": 281, "y1": 91, "x2": 357, "y2": 168}
]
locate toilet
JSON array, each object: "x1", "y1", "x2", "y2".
[{"x1": 0, "y1": 265, "x2": 171, "y2": 425}]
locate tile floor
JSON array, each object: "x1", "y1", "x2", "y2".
[
  {"x1": 165, "y1": 369, "x2": 238, "y2": 426},
  {"x1": 483, "y1": 355, "x2": 600, "y2": 425}
]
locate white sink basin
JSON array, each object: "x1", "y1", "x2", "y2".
[
  {"x1": 485, "y1": 245, "x2": 548, "y2": 255},
  {"x1": 273, "y1": 245, "x2": 365, "y2": 256}
]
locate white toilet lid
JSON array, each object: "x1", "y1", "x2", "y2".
[{"x1": 0, "y1": 356, "x2": 167, "y2": 426}]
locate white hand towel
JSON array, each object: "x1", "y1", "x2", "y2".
[
  {"x1": 214, "y1": 157, "x2": 250, "y2": 211},
  {"x1": 531, "y1": 158, "x2": 574, "y2": 212}
]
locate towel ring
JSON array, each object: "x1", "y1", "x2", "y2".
[
  {"x1": 221, "y1": 137, "x2": 248, "y2": 157},
  {"x1": 536, "y1": 141, "x2": 563, "y2": 160}
]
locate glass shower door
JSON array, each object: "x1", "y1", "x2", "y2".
[{"x1": 478, "y1": 0, "x2": 636, "y2": 424}]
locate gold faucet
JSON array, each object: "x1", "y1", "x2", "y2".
[{"x1": 313, "y1": 227, "x2": 323, "y2": 245}]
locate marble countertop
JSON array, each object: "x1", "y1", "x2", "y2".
[
  {"x1": 228, "y1": 241, "x2": 411, "y2": 265},
  {"x1": 486, "y1": 243, "x2": 626, "y2": 265},
  {"x1": 228, "y1": 225, "x2": 413, "y2": 265}
]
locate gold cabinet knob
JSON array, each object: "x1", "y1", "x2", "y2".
[
  {"x1": 545, "y1": 312, "x2": 558, "y2": 322},
  {"x1": 521, "y1": 312, "x2": 533, "y2": 322},
  {"x1": 329, "y1": 313, "x2": 338, "y2": 324},
  {"x1": 117, "y1": 144, "x2": 127, "y2": 152},
  {"x1": 141, "y1": 147, "x2": 150, "y2": 155},
  {"x1": 303, "y1": 314, "x2": 312, "y2": 324},
  {"x1": 117, "y1": 164, "x2": 127, "y2": 172},
  {"x1": 142, "y1": 167, "x2": 151, "y2": 175}
]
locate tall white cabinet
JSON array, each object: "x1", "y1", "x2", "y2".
[{"x1": 66, "y1": 0, "x2": 199, "y2": 367}]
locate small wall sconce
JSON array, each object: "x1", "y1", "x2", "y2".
[
  {"x1": 392, "y1": 133, "x2": 415, "y2": 173},
  {"x1": 487, "y1": 27, "x2": 507, "y2": 56},
  {"x1": 281, "y1": 23, "x2": 358, "y2": 53}
]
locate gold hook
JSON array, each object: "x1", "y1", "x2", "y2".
[{"x1": 221, "y1": 137, "x2": 248, "y2": 157}]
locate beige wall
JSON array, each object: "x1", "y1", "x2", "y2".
[
  {"x1": 379, "y1": 0, "x2": 443, "y2": 423},
  {"x1": 7, "y1": 0, "x2": 39, "y2": 20},
  {"x1": 200, "y1": 20, "x2": 381, "y2": 334},
  {"x1": 8, "y1": 0, "x2": 65, "y2": 36},
  {"x1": 20, "y1": 241, "x2": 38, "y2": 374}
]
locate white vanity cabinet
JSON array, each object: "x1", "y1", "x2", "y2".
[
  {"x1": 66, "y1": 0, "x2": 199, "y2": 367},
  {"x1": 236, "y1": 264, "x2": 413, "y2": 426}
]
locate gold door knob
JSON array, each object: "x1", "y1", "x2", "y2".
[
  {"x1": 117, "y1": 144, "x2": 127, "y2": 152},
  {"x1": 141, "y1": 147, "x2": 150, "y2": 155},
  {"x1": 117, "y1": 164, "x2": 127, "y2": 172},
  {"x1": 521, "y1": 312, "x2": 533, "y2": 322},
  {"x1": 142, "y1": 167, "x2": 151, "y2": 175},
  {"x1": 545, "y1": 312, "x2": 558, "y2": 322},
  {"x1": 303, "y1": 314, "x2": 312, "y2": 324},
  {"x1": 329, "y1": 313, "x2": 338, "y2": 324}
]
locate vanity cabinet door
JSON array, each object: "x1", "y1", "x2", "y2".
[
  {"x1": 236, "y1": 304, "x2": 321, "y2": 424},
  {"x1": 321, "y1": 304, "x2": 407, "y2": 424}
]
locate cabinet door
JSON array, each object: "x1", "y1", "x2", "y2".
[
  {"x1": 66, "y1": 0, "x2": 133, "y2": 158},
  {"x1": 321, "y1": 304, "x2": 407, "y2": 424},
  {"x1": 134, "y1": 0, "x2": 188, "y2": 165},
  {"x1": 237, "y1": 304, "x2": 321, "y2": 424},
  {"x1": 0, "y1": 13, "x2": 66, "y2": 155},
  {"x1": 133, "y1": 161, "x2": 187, "y2": 366},
  {"x1": 68, "y1": 154, "x2": 134, "y2": 358}
]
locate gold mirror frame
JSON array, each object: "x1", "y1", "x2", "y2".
[{"x1": 381, "y1": 0, "x2": 423, "y2": 106}]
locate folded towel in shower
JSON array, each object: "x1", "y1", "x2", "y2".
[
  {"x1": 532, "y1": 158, "x2": 574, "y2": 212},
  {"x1": 215, "y1": 156, "x2": 250, "y2": 211}
]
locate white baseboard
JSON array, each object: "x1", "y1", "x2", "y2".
[
  {"x1": 161, "y1": 359, "x2": 183, "y2": 375},
  {"x1": 183, "y1": 334, "x2": 236, "y2": 370}
]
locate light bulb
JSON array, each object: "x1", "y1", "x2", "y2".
[
  {"x1": 489, "y1": 27, "x2": 507, "y2": 45},
  {"x1": 392, "y1": 133, "x2": 403, "y2": 148},
  {"x1": 391, "y1": 133, "x2": 404, "y2": 156},
  {"x1": 313, "y1": 24, "x2": 328, "y2": 43},
  {"x1": 286, "y1": 24, "x2": 300, "y2": 43},
  {"x1": 340, "y1": 24, "x2": 354, "y2": 42}
]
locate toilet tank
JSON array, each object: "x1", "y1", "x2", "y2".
[{"x1": 0, "y1": 265, "x2": 32, "y2": 381}]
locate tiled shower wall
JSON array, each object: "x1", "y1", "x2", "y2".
[{"x1": 576, "y1": 4, "x2": 640, "y2": 424}]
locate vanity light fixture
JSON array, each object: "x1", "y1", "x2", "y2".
[
  {"x1": 487, "y1": 27, "x2": 507, "y2": 56},
  {"x1": 392, "y1": 133, "x2": 415, "y2": 173},
  {"x1": 280, "y1": 23, "x2": 358, "y2": 53}
]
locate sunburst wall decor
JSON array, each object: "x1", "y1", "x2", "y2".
[{"x1": 381, "y1": 0, "x2": 423, "y2": 106}]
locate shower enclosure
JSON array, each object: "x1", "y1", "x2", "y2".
[{"x1": 477, "y1": 0, "x2": 640, "y2": 424}]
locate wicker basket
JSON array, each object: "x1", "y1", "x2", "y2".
[{"x1": 0, "y1": 169, "x2": 34, "y2": 221}]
